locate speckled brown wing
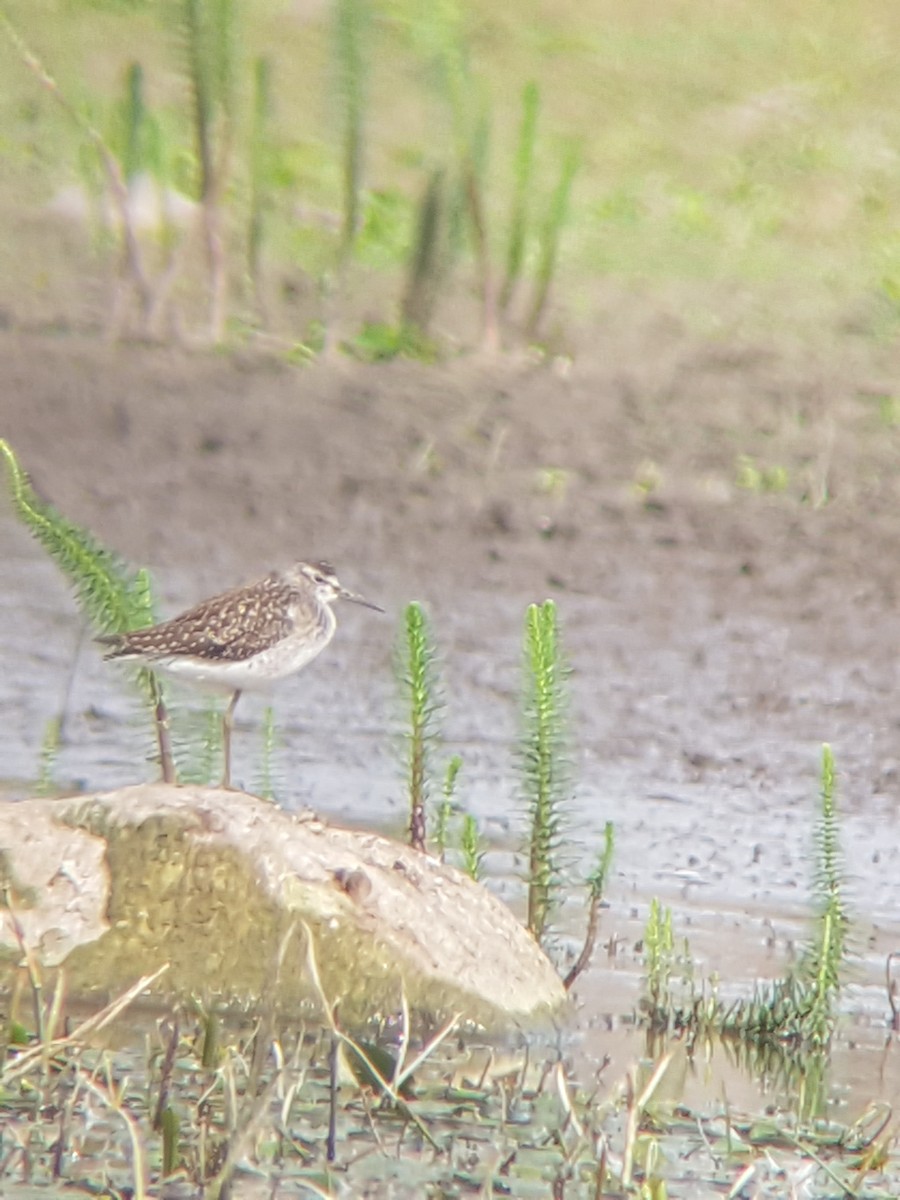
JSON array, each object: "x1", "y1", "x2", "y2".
[{"x1": 103, "y1": 574, "x2": 298, "y2": 662}]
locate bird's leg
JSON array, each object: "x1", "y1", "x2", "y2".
[{"x1": 222, "y1": 689, "x2": 242, "y2": 789}]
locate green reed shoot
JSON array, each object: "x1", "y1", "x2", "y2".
[
  {"x1": 397, "y1": 601, "x2": 441, "y2": 851},
  {"x1": 36, "y1": 717, "x2": 62, "y2": 798},
  {"x1": 182, "y1": 0, "x2": 238, "y2": 199},
  {"x1": 525, "y1": 141, "x2": 580, "y2": 339},
  {"x1": 642, "y1": 898, "x2": 675, "y2": 1026},
  {"x1": 200, "y1": 1008, "x2": 220, "y2": 1069},
  {"x1": 435, "y1": 754, "x2": 462, "y2": 862},
  {"x1": 161, "y1": 1106, "x2": 180, "y2": 1176},
  {"x1": 121, "y1": 62, "x2": 147, "y2": 183},
  {"x1": 500, "y1": 80, "x2": 539, "y2": 312},
  {"x1": 256, "y1": 705, "x2": 278, "y2": 801},
  {"x1": 333, "y1": 0, "x2": 370, "y2": 264},
  {"x1": 461, "y1": 813, "x2": 484, "y2": 882},
  {"x1": 112, "y1": 60, "x2": 165, "y2": 194},
  {"x1": 521, "y1": 599, "x2": 570, "y2": 942}
]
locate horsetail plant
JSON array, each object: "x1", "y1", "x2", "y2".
[
  {"x1": 0, "y1": 439, "x2": 175, "y2": 781},
  {"x1": 461, "y1": 813, "x2": 484, "y2": 882},
  {"x1": 256, "y1": 704, "x2": 279, "y2": 802},
  {"x1": 798, "y1": 743, "x2": 849, "y2": 1045},
  {"x1": 521, "y1": 599, "x2": 571, "y2": 943},
  {"x1": 642, "y1": 898, "x2": 675, "y2": 1029},
  {"x1": 396, "y1": 601, "x2": 441, "y2": 852}
]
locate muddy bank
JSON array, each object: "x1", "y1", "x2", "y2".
[{"x1": 2, "y1": 328, "x2": 900, "y2": 1029}]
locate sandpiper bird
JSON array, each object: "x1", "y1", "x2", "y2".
[{"x1": 99, "y1": 561, "x2": 383, "y2": 788}]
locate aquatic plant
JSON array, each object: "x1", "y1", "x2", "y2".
[
  {"x1": 434, "y1": 753, "x2": 462, "y2": 863},
  {"x1": 0, "y1": 439, "x2": 175, "y2": 782},
  {"x1": 565, "y1": 820, "x2": 615, "y2": 989},
  {"x1": 395, "y1": 600, "x2": 441, "y2": 850},
  {"x1": 791, "y1": 743, "x2": 848, "y2": 1045},
  {"x1": 2, "y1": 921, "x2": 897, "y2": 1195},
  {"x1": 255, "y1": 704, "x2": 279, "y2": 801},
  {"x1": 642, "y1": 897, "x2": 676, "y2": 1027},
  {"x1": 520, "y1": 598, "x2": 571, "y2": 943},
  {"x1": 460, "y1": 812, "x2": 484, "y2": 882},
  {"x1": 639, "y1": 746, "x2": 852, "y2": 1065}
]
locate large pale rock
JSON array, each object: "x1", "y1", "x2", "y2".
[{"x1": 0, "y1": 785, "x2": 566, "y2": 1029}]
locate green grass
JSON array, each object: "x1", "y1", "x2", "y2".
[{"x1": 4, "y1": 0, "x2": 900, "y2": 342}]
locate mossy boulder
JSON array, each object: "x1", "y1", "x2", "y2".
[{"x1": 0, "y1": 785, "x2": 566, "y2": 1030}]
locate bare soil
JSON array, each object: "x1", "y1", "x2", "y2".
[{"x1": 3, "y1": 318, "x2": 900, "y2": 1107}]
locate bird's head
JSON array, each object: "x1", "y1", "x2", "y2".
[{"x1": 293, "y1": 561, "x2": 384, "y2": 612}]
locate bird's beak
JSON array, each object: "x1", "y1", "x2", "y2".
[{"x1": 340, "y1": 587, "x2": 384, "y2": 613}]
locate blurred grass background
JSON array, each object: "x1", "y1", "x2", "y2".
[{"x1": 1, "y1": 0, "x2": 900, "y2": 347}]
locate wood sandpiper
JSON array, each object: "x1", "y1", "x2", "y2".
[{"x1": 99, "y1": 561, "x2": 383, "y2": 787}]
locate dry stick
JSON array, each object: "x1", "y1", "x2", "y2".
[
  {"x1": 0, "y1": 10, "x2": 152, "y2": 334},
  {"x1": 152, "y1": 1015, "x2": 181, "y2": 1131},
  {"x1": 327, "y1": 1032, "x2": 339, "y2": 1163},
  {"x1": 563, "y1": 892, "x2": 605, "y2": 991}
]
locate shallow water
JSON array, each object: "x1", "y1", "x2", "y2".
[{"x1": 3, "y1": 511, "x2": 900, "y2": 1126}]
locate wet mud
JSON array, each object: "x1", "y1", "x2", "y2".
[{"x1": 3, "y1": 326, "x2": 900, "y2": 1111}]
